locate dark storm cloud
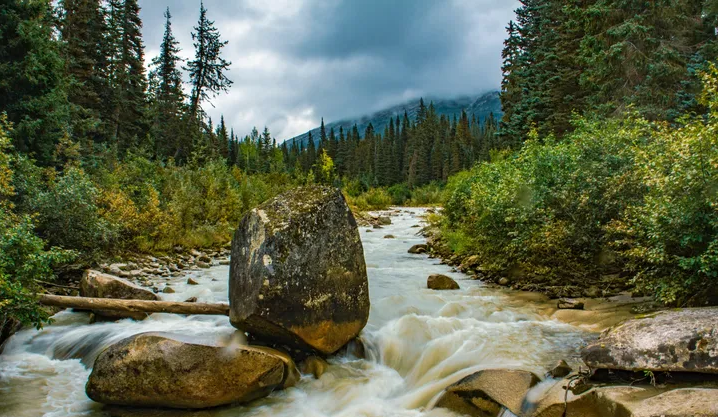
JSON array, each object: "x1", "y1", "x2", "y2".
[{"x1": 139, "y1": 0, "x2": 518, "y2": 140}]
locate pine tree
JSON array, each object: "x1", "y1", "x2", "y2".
[
  {"x1": 216, "y1": 115, "x2": 229, "y2": 161},
  {"x1": 59, "y1": 0, "x2": 107, "y2": 144},
  {"x1": 186, "y1": 1, "x2": 232, "y2": 121},
  {"x1": 149, "y1": 7, "x2": 185, "y2": 159},
  {"x1": 0, "y1": 0, "x2": 70, "y2": 166}
]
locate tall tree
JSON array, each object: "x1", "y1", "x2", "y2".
[
  {"x1": 149, "y1": 7, "x2": 185, "y2": 159},
  {"x1": 186, "y1": 1, "x2": 232, "y2": 121},
  {"x1": 0, "y1": 0, "x2": 70, "y2": 165}
]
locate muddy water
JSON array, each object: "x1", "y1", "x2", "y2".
[{"x1": 0, "y1": 209, "x2": 593, "y2": 417}]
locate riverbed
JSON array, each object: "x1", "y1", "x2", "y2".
[{"x1": 1, "y1": 208, "x2": 598, "y2": 417}]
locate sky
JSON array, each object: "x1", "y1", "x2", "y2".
[{"x1": 140, "y1": 0, "x2": 519, "y2": 141}]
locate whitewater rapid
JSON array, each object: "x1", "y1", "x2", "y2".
[{"x1": 0, "y1": 208, "x2": 589, "y2": 417}]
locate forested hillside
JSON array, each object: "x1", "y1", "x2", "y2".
[{"x1": 439, "y1": 0, "x2": 718, "y2": 306}]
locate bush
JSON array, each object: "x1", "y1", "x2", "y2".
[
  {"x1": 346, "y1": 187, "x2": 393, "y2": 211},
  {"x1": 408, "y1": 182, "x2": 443, "y2": 206},
  {"x1": 387, "y1": 183, "x2": 411, "y2": 205}
]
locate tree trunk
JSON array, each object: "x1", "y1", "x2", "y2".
[{"x1": 38, "y1": 294, "x2": 230, "y2": 316}]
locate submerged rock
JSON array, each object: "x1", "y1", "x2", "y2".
[
  {"x1": 427, "y1": 274, "x2": 460, "y2": 290},
  {"x1": 86, "y1": 332, "x2": 296, "y2": 409},
  {"x1": 299, "y1": 355, "x2": 329, "y2": 379},
  {"x1": 434, "y1": 369, "x2": 540, "y2": 416},
  {"x1": 408, "y1": 244, "x2": 428, "y2": 254},
  {"x1": 229, "y1": 186, "x2": 370, "y2": 355},
  {"x1": 581, "y1": 307, "x2": 718, "y2": 374},
  {"x1": 557, "y1": 298, "x2": 584, "y2": 310},
  {"x1": 80, "y1": 270, "x2": 159, "y2": 320}
]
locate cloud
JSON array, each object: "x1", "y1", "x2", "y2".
[{"x1": 139, "y1": 0, "x2": 518, "y2": 140}]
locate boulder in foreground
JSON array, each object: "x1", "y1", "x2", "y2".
[
  {"x1": 434, "y1": 369, "x2": 540, "y2": 416},
  {"x1": 80, "y1": 270, "x2": 159, "y2": 320},
  {"x1": 86, "y1": 332, "x2": 296, "y2": 409},
  {"x1": 229, "y1": 186, "x2": 370, "y2": 355},
  {"x1": 427, "y1": 274, "x2": 460, "y2": 290},
  {"x1": 581, "y1": 307, "x2": 718, "y2": 374},
  {"x1": 408, "y1": 244, "x2": 428, "y2": 254}
]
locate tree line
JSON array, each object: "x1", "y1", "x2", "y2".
[{"x1": 499, "y1": 0, "x2": 718, "y2": 146}]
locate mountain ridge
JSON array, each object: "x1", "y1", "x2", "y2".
[{"x1": 283, "y1": 90, "x2": 502, "y2": 147}]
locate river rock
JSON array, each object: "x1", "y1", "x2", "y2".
[
  {"x1": 427, "y1": 274, "x2": 460, "y2": 290},
  {"x1": 80, "y1": 270, "x2": 159, "y2": 320},
  {"x1": 299, "y1": 355, "x2": 329, "y2": 379},
  {"x1": 378, "y1": 216, "x2": 391, "y2": 225},
  {"x1": 434, "y1": 369, "x2": 540, "y2": 416},
  {"x1": 229, "y1": 186, "x2": 370, "y2": 355},
  {"x1": 581, "y1": 307, "x2": 718, "y2": 374},
  {"x1": 530, "y1": 381, "x2": 718, "y2": 417},
  {"x1": 557, "y1": 298, "x2": 584, "y2": 310},
  {"x1": 384, "y1": 234, "x2": 395, "y2": 239},
  {"x1": 408, "y1": 244, "x2": 428, "y2": 254},
  {"x1": 86, "y1": 333, "x2": 296, "y2": 409},
  {"x1": 548, "y1": 359, "x2": 572, "y2": 378}
]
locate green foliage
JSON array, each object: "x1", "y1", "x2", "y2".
[
  {"x1": 0, "y1": 115, "x2": 76, "y2": 329},
  {"x1": 346, "y1": 188, "x2": 393, "y2": 211},
  {"x1": 407, "y1": 182, "x2": 443, "y2": 206},
  {"x1": 387, "y1": 183, "x2": 411, "y2": 205}
]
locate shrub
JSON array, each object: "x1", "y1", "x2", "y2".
[
  {"x1": 408, "y1": 182, "x2": 443, "y2": 206},
  {"x1": 387, "y1": 183, "x2": 411, "y2": 205}
]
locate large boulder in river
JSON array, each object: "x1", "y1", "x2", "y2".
[
  {"x1": 80, "y1": 270, "x2": 159, "y2": 320},
  {"x1": 229, "y1": 186, "x2": 370, "y2": 355},
  {"x1": 86, "y1": 332, "x2": 297, "y2": 409},
  {"x1": 434, "y1": 369, "x2": 540, "y2": 417},
  {"x1": 581, "y1": 307, "x2": 718, "y2": 374}
]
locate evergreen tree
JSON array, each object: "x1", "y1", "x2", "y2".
[
  {"x1": 0, "y1": 0, "x2": 70, "y2": 166},
  {"x1": 149, "y1": 7, "x2": 185, "y2": 159},
  {"x1": 186, "y1": 1, "x2": 232, "y2": 121}
]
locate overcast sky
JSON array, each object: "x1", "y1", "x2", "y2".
[{"x1": 140, "y1": 0, "x2": 518, "y2": 140}]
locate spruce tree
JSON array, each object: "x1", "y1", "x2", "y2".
[{"x1": 186, "y1": 1, "x2": 232, "y2": 121}]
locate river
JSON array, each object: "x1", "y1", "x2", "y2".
[{"x1": 0, "y1": 208, "x2": 591, "y2": 417}]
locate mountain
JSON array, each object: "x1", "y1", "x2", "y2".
[{"x1": 283, "y1": 90, "x2": 502, "y2": 148}]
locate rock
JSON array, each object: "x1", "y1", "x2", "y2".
[
  {"x1": 529, "y1": 381, "x2": 718, "y2": 417},
  {"x1": 366, "y1": 229, "x2": 373, "y2": 233},
  {"x1": 384, "y1": 235, "x2": 395, "y2": 239},
  {"x1": 162, "y1": 286, "x2": 175, "y2": 294},
  {"x1": 460, "y1": 255, "x2": 481, "y2": 269},
  {"x1": 557, "y1": 298, "x2": 585, "y2": 310},
  {"x1": 218, "y1": 259, "x2": 230, "y2": 266},
  {"x1": 183, "y1": 297, "x2": 197, "y2": 303},
  {"x1": 196, "y1": 261, "x2": 211, "y2": 269},
  {"x1": 299, "y1": 355, "x2": 329, "y2": 379},
  {"x1": 190, "y1": 249, "x2": 202, "y2": 257},
  {"x1": 498, "y1": 277, "x2": 510, "y2": 286},
  {"x1": 378, "y1": 216, "x2": 391, "y2": 225},
  {"x1": 408, "y1": 244, "x2": 428, "y2": 254},
  {"x1": 372, "y1": 224, "x2": 383, "y2": 229},
  {"x1": 548, "y1": 359, "x2": 572, "y2": 378},
  {"x1": 86, "y1": 333, "x2": 295, "y2": 409},
  {"x1": 186, "y1": 278, "x2": 199, "y2": 285},
  {"x1": 585, "y1": 286, "x2": 602, "y2": 298},
  {"x1": 434, "y1": 369, "x2": 540, "y2": 416},
  {"x1": 198, "y1": 255, "x2": 212, "y2": 263},
  {"x1": 229, "y1": 186, "x2": 370, "y2": 355},
  {"x1": 582, "y1": 307, "x2": 718, "y2": 374},
  {"x1": 427, "y1": 274, "x2": 460, "y2": 290},
  {"x1": 411, "y1": 224, "x2": 421, "y2": 228},
  {"x1": 80, "y1": 270, "x2": 159, "y2": 320}
]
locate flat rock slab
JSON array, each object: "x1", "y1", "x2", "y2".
[
  {"x1": 86, "y1": 332, "x2": 296, "y2": 409},
  {"x1": 229, "y1": 186, "x2": 370, "y2": 355},
  {"x1": 581, "y1": 307, "x2": 718, "y2": 374},
  {"x1": 434, "y1": 369, "x2": 540, "y2": 416}
]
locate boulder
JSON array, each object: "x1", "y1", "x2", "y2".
[
  {"x1": 229, "y1": 186, "x2": 370, "y2": 355},
  {"x1": 434, "y1": 369, "x2": 540, "y2": 416},
  {"x1": 80, "y1": 270, "x2": 159, "y2": 320},
  {"x1": 428, "y1": 274, "x2": 460, "y2": 290},
  {"x1": 299, "y1": 355, "x2": 329, "y2": 379},
  {"x1": 547, "y1": 359, "x2": 572, "y2": 378},
  {"x1": 86, "y1": 332, "x2": 296, "y2": 409},
  {"x1": 557, "y1": 298, "x2": 584, "y2": 310},
  {"x1": 187, "y1": 278, "x2": 199, "y2": 285},
  {"x1": 378, "y1": 216, "x2": 392, "y2": 225},
  {"x1": 408, "y1": 244, "x2": 428, "y2": 254},
  {"x1": 582, "y1": 307, "x2": 718, "y2": 374},
  {"x1": 530, "y1": 381, "x2": 718, "y2": 417},
  {"x1": 384, "y1": 235, "x2": 396, "y2": 239}
]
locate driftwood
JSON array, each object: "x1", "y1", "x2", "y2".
[{"x1": 38, "y1": 294, "x2": 230, "y2": 316}]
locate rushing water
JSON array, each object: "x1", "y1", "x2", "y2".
[{"x1": 0, "y1": 208, "x2": 591, "y2": 417}]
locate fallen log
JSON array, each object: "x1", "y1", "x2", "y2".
[{"x1": 38, "y1": 294, "x2": 230, "y2": 316}]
